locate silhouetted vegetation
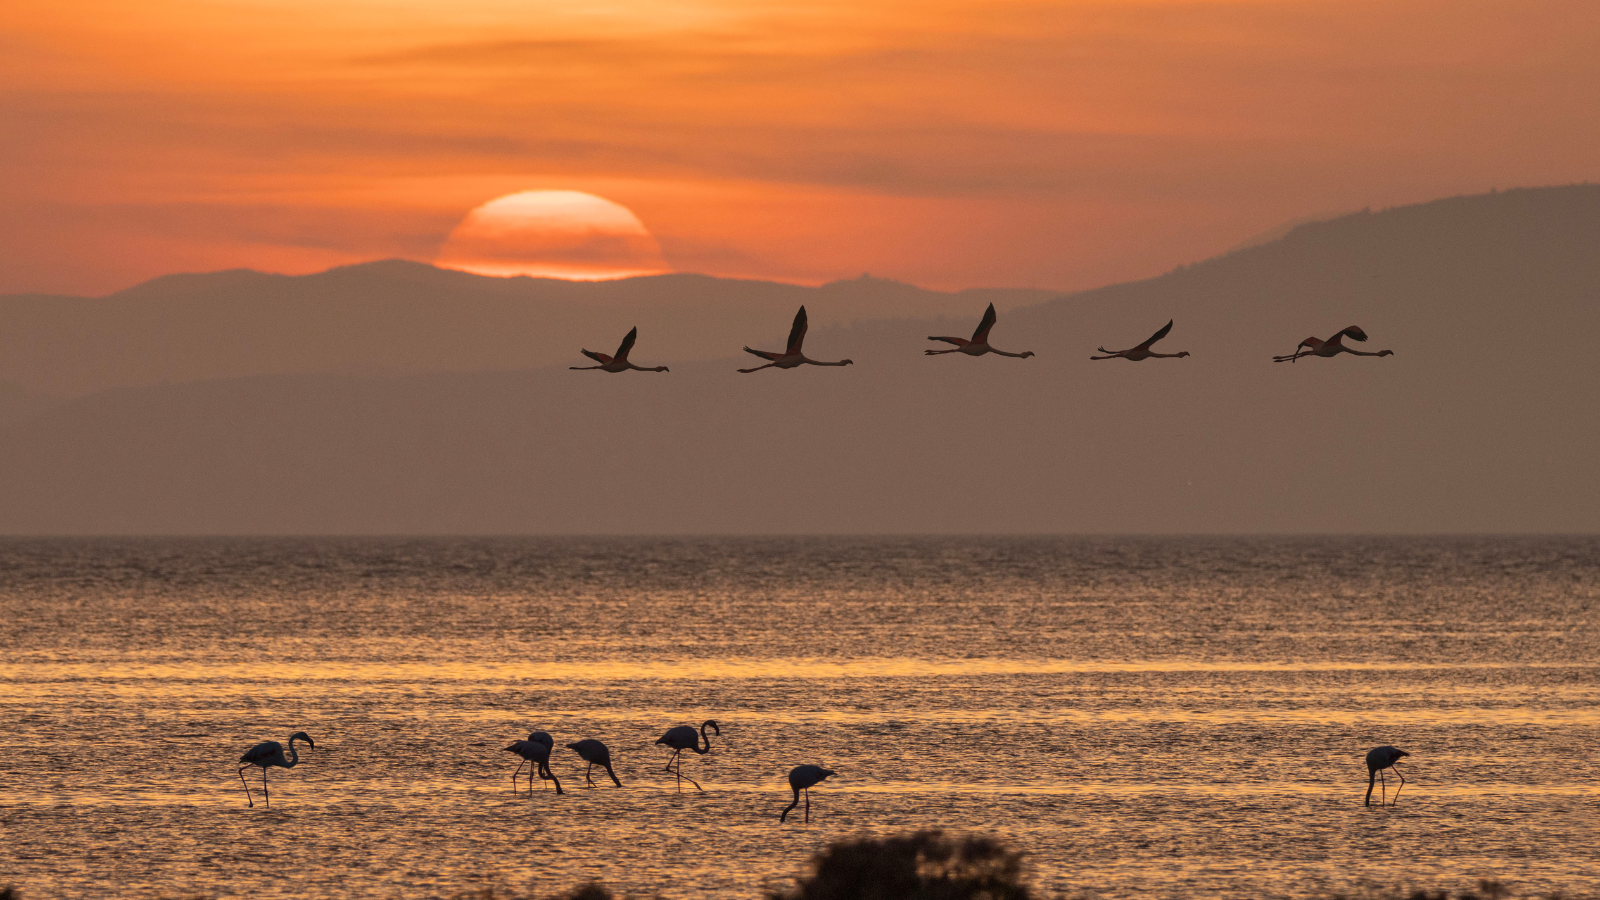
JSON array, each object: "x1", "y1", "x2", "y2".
[{"x1": 765, "y1": 830, "x2": 1031, "y2": 900}]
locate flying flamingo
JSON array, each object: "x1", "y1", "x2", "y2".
[
  {"x1": 570, "y1": 327, "x2": 669, "y2": 373},
  {"x1": 925, "y1": 303, "x2": 1035, "y2": 359},
  {"x1": 780, "y1": 764, "x2": 835, "y2": 824},
  {"x1": 237, "y1": 731, "x2": 315, "y2": 807},
  {"x1": 738, "y1": 306, "x2": 854, "y2": 372},
  {"x1": 505, "y1": 731, "x2": 563, "y2": 795},
  {"x1": 1365, "y1": 745, "x2": 1410, "y2": 807},
  {"x1": 567, "y1": 738, "x2": 623, "y2": 788},
  {"x1": 1274, "y1": 326, "x2": 1394, "y2": 362},
  {"x1": 1090, "y1": 320, "x2": 1190, "y2": 361},
  {"x1": 655, "y1": 720, "x2": 720, "y2": 792}
]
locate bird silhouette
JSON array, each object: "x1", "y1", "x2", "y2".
[
  {"x1": 505, "y1": 731, "x2": 563, "y2": 795},
  {"x1": 738, "y1": 306, "x2": 853, "y2": 372},
  {"x1": 926, "y1": 303, "x2": 1035, "y2": 359},
  {"x1": 1274, "y1": 326, "x2": 1394, "y2": 362},
  {"x1": 780, "y1": 764, "x2": 835, "y2": 824},
  {"x1": 567, "y1": 738, "x2": 623, "y2": 787},
  {"x1": 655, "y1": 720, "x2": 720, "y2": 792},
  {"x1": 570, "y1": 327, "x2": 669, "y2": 373},
  {"x1": 237, "y1": 731, "x2": 314, "y2": 807},
  {"x1": 1090, "y1": 319, "x2": 1190, "y2": 361},
  {"x1": 1365, "y1": 745, "x2": 1410, "y2": 807}
]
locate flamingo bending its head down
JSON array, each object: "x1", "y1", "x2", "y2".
[
  {"x1": 738, "y1": 306, "x2": 853, "y2": 372},
  {"x1": 779, "y1": 764, "x2": 835, "y2": 824},
  {"x1": 1091, "y1": 320, "x2": 1190, "y2": 361},
  {"x1": 571, "y1": 327, "x2": 669, "y2": 372},
  {"x1": 655, "y1": 719, "x2": 720, "y2": 792},
  {"x1": 567, "y1": 738, "x2": 623, "y2": 788},
  {"x1": 1274, "y1": 326, "x2": 1394, "y2": 363},
  {"x1": 237, "y1": 731, "x2": 315, "y2": 807},
  {"x1": 1365, "y1": 745, "x2": 1410, "y2": 807},
  {"x1": 505, "y1": 730, "x2": 563, "y2": 795},
  {"x1": 926, "y1": 303, "x2": 1034, "y2": 358}
]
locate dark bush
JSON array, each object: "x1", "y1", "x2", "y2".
[{"x1": 765, "y1": 830, "x2": 1031, "y2": 900}]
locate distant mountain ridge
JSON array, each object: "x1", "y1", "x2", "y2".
[{"x1": 1, "y1": 184, "x2": 1597, "y2": 533}]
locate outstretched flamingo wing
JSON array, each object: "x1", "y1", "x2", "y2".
[
  {"x1": 785, "y1": 306, "x2": 808, "y2": 355},
  {"x1": 927, "y1": 336, "x2": 970, "y2": 346},
  {"x1": 580, "y1": 349, "x2": 614, "y2": 364},
  {"x1": 743, "y1": 347, "x2": 782, "y2": 360},
  {"x1": 1134, "y1": 319, "x2": 1173, "y2": 351},
  {"x1": 1339, "y1": 325, "x2": 1370, "y2": 342},
  {"x1": 614, "y1": 327, "x2": 638, "y2": 361},
  {"x1": 970, "y1": 303, "x2": 998, "y2": 343}
]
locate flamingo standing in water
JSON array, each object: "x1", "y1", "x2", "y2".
[
  {"x1": 237, "y1": 731, "x2": 315, "y2": 807},
  {"x1": 1090, "y1": 320, "x2": 1190, "y2": 361},
  {"x1": 779, "y1": 765, "x2": 835, "y2": 824},
  {"x1": 1274, "y1": 326, "x2": 1394, "y2": 363},
  {"x1": 655, "y1": 720, "x2": 720, "y2": 792},
  {"x1": 925, "y1": 303, "x2": 1035, "y2": 359},
  {"x1": 1365, "y1": 745, "x2": 1410, "y2": 807},
  {"x1": 567, "y1": 738, "x2": 624, "y2": 787},
  {"x1": 505, "y1": 731, "x2": 563, "y2": 795},
  {"x1": 570, "y1": 327, "x2": 669, "y2": 373},
  {"x1": 738, "y1": 306, "x2": 854, "y2": 372}
]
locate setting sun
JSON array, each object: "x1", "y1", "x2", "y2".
[{"x1": 434, "y1": 190, "x2": 671, "y2": 281}]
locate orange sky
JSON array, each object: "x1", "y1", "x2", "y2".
[{"x1": 3, "y1": 0, "x2": 1598, "y2": 295}]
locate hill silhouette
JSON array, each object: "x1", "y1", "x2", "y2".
[{"x1": 1, "y1": 185, "x2": 1596, "y2": 533}]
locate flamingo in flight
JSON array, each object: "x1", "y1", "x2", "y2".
[
  {"x1": 1090, "y1": 320, "x2": 1190, "y2": 361},
  {"x1": 570, "y1": 327, "x2": 669, "y2": 373},
  {"x1": 505, "y1": 730, "x2": 563, "y2": 795},
  {"x1": 926, "y1": 303, "x2": 1035, "y2": 359},
  {"x1": 237, "y1": 731, "x2": 314, "y2": 807},
  {"x1": 1365, "y1": 745, "x2": 1410, "y2": 807},
  {"x1": 1274, "y1": 326, "x2": 1394, "y2": 362},
  {"x1": 779, "y1": 764, "x2": 835, "y2": 824},
  {"x1": 567, "y1": 738, "x2": 623, "y2": 788},
  {"x1": 655, "y1": 719, "x2": 720, "y2": 792},
  {"x1": 738, "y1": 306, "x2": 853, "y2": 372}
]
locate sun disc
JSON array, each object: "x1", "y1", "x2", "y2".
[{"x1": 435, "y1": 190, "x2": 670, "y2": 281}]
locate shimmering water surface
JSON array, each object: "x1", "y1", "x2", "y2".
[{"x1": 2, "y1": 537, "x2": 1598, "y2": 898}]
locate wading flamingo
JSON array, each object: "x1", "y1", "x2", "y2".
[
  {"x1": 780, "y1": 764, "x2": 835, "y2": 824},
  {"x1": 1365, "y1": 745, "x2": 1410, "y2": 807},
  {"x1": 567, "y1": 738, "x2": 623, "y2": 788},
  {"x1": 1274, "y1": 326, "x2": 1394, "y2": 363},
  {"x1": 655, "y1": 720, "x2": 720, "y2": 792},
  {"x1": 925, "y1": 303, "x2": 1035, "y2": 359},
  {"x1": 237, "y1": 731, "x2": 315, "y2": 807},
  {"x1": 505, "y1": 731, "x2": 563, "y2": 795},
  {"x1": 1091, "y1": 320, "x2": 1190, "y2": 361},
  {"x1": 571, "y1": 327, "x2": 669, "y2": 373},
  {"x1": 738, "y1": 306, "x2": 853, "y2": 372}
]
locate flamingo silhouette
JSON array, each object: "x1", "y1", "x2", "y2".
[
  {"x1": 567, "y1": 738, "x2": 623, "y2": 787},
  {"x1": 1365, "y1": 745, "x2": 1410, "y2": 807},
  {"x1": 655, "y1": 720, "x2": 720, "y2": 792},
  {"x1": 571, "y1": 327, "x2": 669, "y2": 372},
  {"x1": 1274, "y1": 326, "x2": 1394, "y2": 362},
  {"x1": 505, "y1": 731, "x2": 563, "y2": 795},
  {"x1": 780, "y1": 764, "x2": 835, "y2": 824},
  {"x1": 738, "y1": 306, "x2": 853, "y2": 372},
  {"x1": 926, "y1": 303, "x2": 1034, "y2": 359},
  {"x1": 237, "y1": 731, "x2": 314, "y2": 807},
  {"x1": 1091, "y1": 320, "x2": 1190, "y2": 361}
]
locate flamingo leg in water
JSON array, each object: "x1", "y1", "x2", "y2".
[
  {"x1": 262, "y1": 767, "x2": 270, "y2": 807},
  {"x1": 512, "y1": 759, "x2": 527, "y2": 793},
  {"x1": 1379, "y1": 769, "x2": 1387, "y2": 806},
  {"x1": 584, "y1": 762, "x2": 595, "y2": 787},
  {"x1": 238, "y1": 766, "x2": 254, "y2": 808},
  {"x1": 805, "y1": 788, "x2": 811, "y2": 824}
]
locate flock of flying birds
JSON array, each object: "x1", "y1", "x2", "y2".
[
  {"x1": 569, "y1": 303, "x2": 1394, "y2": 373},
  {"x1": 237, "y1": 723, "x2": 1411, "y2": 821}
]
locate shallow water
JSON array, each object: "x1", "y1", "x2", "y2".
[{"x1": 2, "y1": 537, "x2": 1598, "y2": 898}]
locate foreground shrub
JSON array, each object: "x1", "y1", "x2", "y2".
[{"x1": 765, "y1": 830, "x2": 1031, "y2": 900}]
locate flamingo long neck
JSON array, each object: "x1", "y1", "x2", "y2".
[
  {"x1": 696, "y1": 723, "x2": 713, "y2": 754},
  {"x1": 284, "y1": 738, "x2": 302, "y2": 768}
]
